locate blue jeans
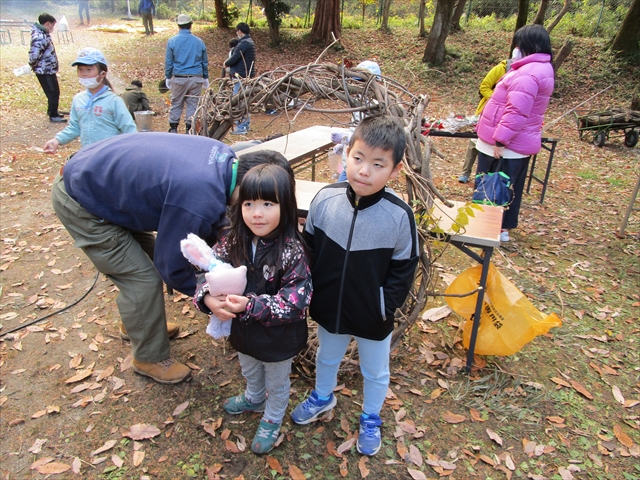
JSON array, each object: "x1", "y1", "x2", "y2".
[
  {"x1": 232, "y1": 81, "x2": 250, "y2": 130},
  {"x1": 315, "y1": 325, "x2": 391, "y2": 416}
]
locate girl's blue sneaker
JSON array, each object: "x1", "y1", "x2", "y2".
[
  {"x1": 356, "y1": 413, "x2": 382, "y2": 456},
  {"x1": 251, "y1": 419, "x2": 281, "y2": 454},
  {"x1": 290, "y1": 390, "x2": 337, "y2": 424}
]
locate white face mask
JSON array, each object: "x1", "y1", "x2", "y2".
[
  {"x1": 79, "y1": 76, "x2": 102, "y2": 89},
  {"x1": 512, "y1": 48, "x2": 523, "y2": 61}
]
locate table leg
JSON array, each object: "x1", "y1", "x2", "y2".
[
  {"x1": 538, "y1": 140, "x2": 556, "y2": 204},
  {"x1": 617, "y1": 174, "x2": 640, "y2": 238},
  {"x1": 465, "y1": 246, "x2": 493, "y2": 372}
]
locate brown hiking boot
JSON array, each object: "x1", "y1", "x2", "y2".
[
  {"x1": 119, "y1": 322, "x2": 180, "y2": 341},
  {"x1": 132, "y1": 357, "x2": 191, "y2": 384}
]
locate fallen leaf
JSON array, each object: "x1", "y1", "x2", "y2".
[
  {"x1": 339, "y1": 457, "x2": 348, "y2": 477},
  {"x1": 443, "y1": 411, "x2": 466, "y2": 424},
  {"x1": 225, "y1": 440, "x2": 240, "y2": 453},
  {"x1": 470, "y1": 408, "x2": 485, "y2": 422},
  {"x1": 28, "y1": 438, "x2": 47, "y2": 454},
  {"x1": 96, "y1": 366, "x2": 114, "y2": 382},
  {"x1": 91, "y1": 439, "x2": 117, "y2": 456},
  {"x1": 111, "y1": 454, "x2": 124, "y2": 468},
  {"x1": 172, "y1": 400, "x2": 189, "y2": 417},
  {"x1": 35, "y1": 462, "x2": 71, "y2": 474},
  {"x1": 504, "y1": 452, "x2": 515, "y2": 471},
  {"x1": 122, "y1": 423, "x2": 161, "y2": 440},
  {"x1": 407, "y1": 467, "x2": 427, "y2": 480},
  {"x1": 409, "y1": 444, "x2": 423, "y2": 467},
  {"x1": 558, "y1": 466, "x2": 574, "y2": 480},
  {"x1": 72, "y1": 457, "x2": 81, "y2": 474},
  {"x1": 133, "y1": 450, "x2": 145, "y2": 467},
  {"x1": 421, "y1": 305, "x2": 451, "y2": 322},
  {"x1": 612, "y1": 386, "x2": 625, "y2": 405},
  {"x1": 266, "y1": 456, "x2": 283, "y2": 474},
  {"x1": 486, "y1": 428, "x2": 503, "y2": 446},
  {"x1": 614, "y1": 424, "x2": 634, "y2": 448},
  {"x1": 570, "y1": 380, "x2": 593, "y2": 400},
  {"x1": 289, "y1": 465, "x2": 306, "y2": 480},
  {"x1": 358, "y1": 456, "x2": 370, "y2": 478},
  {"x1": 550, "y1": 377, "x2": 571, "y2": 388},
  {"x1": 64, "y1": 368, "x2": 93, "y2": 384},
  {"x1": 479, "y1": 454, "x2": 496, "y2": 466},
  {"x1": 30, "y1": 457, "x2": 54, "y2": 470},
  {"x1": 337, "y1": 437, "x2": 356, "y2": 455}
]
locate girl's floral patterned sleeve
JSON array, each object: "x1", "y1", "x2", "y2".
[{"x1": 240, "y1": 240, "x2": 312, "y2": 327}]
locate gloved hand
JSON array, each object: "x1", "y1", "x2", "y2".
[
  {"x1": 165, "y1": 78, "x2": 171, "y2": 90},
  {"x1": 202, "y1": 79, "x2": 210, "y2": 90}
]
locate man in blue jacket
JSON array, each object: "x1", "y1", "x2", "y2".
[
  {"x1": 165, "y1": 14, "x2": 209, "y2": 133},
  {"x1": 138, "y1": 0, "x2": 156, "y2": 35},
  {"x1": 223, "y1": 22, "x2": 256, "y2": 135},
  {"x1": 51, "y1": 132, "x2": 292, "y2": 384}
]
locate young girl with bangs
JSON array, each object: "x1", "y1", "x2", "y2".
[{"x1": 194, "y1": 163, "x2": 312, "y2": 455}]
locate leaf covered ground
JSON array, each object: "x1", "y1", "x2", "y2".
[{"x1": 0, "y1": 9, "x2": 639, "y2": 480}]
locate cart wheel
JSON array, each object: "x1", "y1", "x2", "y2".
[
  {"x1": 593, "y1": 131, "x2": 606, "y2": 147},
  {"x1": 624, "y1": 130, "x2": 638, "y2": 148}
]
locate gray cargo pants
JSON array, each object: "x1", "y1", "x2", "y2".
[{"x1": 51, "y1": 174, "x2": 170, "y2": 363}]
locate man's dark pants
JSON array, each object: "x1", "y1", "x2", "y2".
[{"x1": 36, "y1": 73, "x2": 61, "y2": 119}]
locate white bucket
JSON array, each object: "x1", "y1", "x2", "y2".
[{"x1": 134, "y1": 110, "x2": 154, "y2": 132}]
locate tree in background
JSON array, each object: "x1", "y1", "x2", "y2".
[
  {"x1": 610, "y1": 0, "x2": 640, "y2": 57},
  {"x1": 261, "y1": 0, "x2": 290, "y2": 45},
  {"x1": 418, "y1": 0, "x2": 427, "y2": 37},
  {"x1": 310, "y1": 0, "x2": 341, "y2": 44},
  {"x1": 379, "y1": 0, "x2": 392, "y2": 31},
  {"x1": 450, "y1": 0, "x2": 468, "y2": 32},
  {"x1": 422, "y1": 0, "x2": 455, "y2": 65},
  {"x1": 510, "y1": 0, "x2": 529, "y2": 52}
]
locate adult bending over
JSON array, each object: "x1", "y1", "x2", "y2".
[
  {"x1": 51, "y1": 132, "x2": 292, "y2": 384},
  {"x1": 474, "y1": 24, "x2": 554, "y2": 242}
]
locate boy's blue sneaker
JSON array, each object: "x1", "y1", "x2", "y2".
[
  {"x1": 251, "y1": 419, "x2": 281, "y2": 454},
  {"x1": 290, "y1": 390, "x2": 337, "y2": 425},
  {"x1": 458, "y1": 174, "x2": 469, "y2": 183},
  {"x1": 356, "y1": 413, "x2": 382, "y2": 456},
  {"x1": 231, "y1": 126, "x2": 248, "y2": 135},
  {"x1": 223, "y1": 393, "x2": 265, "y2": 415}
]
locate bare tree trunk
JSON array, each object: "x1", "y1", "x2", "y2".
[
  {"x1": 261, "y1": 0, "x2": 282, "y2": 45},
  {"x1": 533, "y1": 0, "x2": 549, "y2": 25},
  {"x1": 418, "y1": 0, "x2": 426, "y2": 38},
  {"x1": 511, "y1": 0, "x2": 530, "y2": 52},
  {"x1": 553, "y1": 38, "x2": 573, "y2": 72},
  {"x1": 310, "y1": 0, "x2": 342, "y2": 45},
  {"x1": 450, "y1": 0, "x2": 468, "y2": 32},
  {"x1": 547, "y1": 0, "x2": 572, "y2": 34},
  {"x1": 610, "y1": 0, "x2": 640, "y2": 56},
  {"x1": 213, "y1": 0, "x2": 229, "y2": 28},
  {"x1": 380, "y1": 0, "x2": 392, "y2": 32},
  {"x1": 422, "y1": 0, "x2": 456, "y2": 65}
]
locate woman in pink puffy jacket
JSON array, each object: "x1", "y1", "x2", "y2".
[{"x1": 475, "y1": 24, "x2": 555, "y2": 242}]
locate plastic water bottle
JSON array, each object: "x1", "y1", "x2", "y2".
[{"x1": 13, "y1": 65, "x2": 32, "y2": 77}]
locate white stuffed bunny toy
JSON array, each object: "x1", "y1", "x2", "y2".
[{"x1": 180, "y1": 233, "x2": 247, "y2": 338}]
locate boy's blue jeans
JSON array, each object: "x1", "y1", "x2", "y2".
[
  {"x1": 315, "y1": 325, "x2": 391, "y2": 416},
  {"x1": 232, "y1": 81, "x2": 250, "y2": 130}
]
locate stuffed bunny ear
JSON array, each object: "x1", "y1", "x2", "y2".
[{"x1": 180, "y1": 233, "x2": 219, "y2": 271}]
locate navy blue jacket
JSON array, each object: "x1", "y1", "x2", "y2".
[
  {"x1": 62, "y1": 132, "x2": 237, "y2": 295},
  {"x1": 224, "y1": 34, "x2": 256, "y2": 78}
]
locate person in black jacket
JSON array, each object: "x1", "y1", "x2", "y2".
[
  {"x1": 224, "y1": 22, "x2": 256, "y2": 135},
  {"x1": 291, "y1": 116, "x2": 419, "y2": 457},
  {"x1": 194, "y1": 164, "x2": 312, "y2": 455}
]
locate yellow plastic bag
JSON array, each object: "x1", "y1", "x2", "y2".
[{"x1": 445, "y1": 263, "x2": 562, "y2": 356}]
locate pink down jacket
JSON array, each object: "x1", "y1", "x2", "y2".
[{"x1": 476, "y1": 53, "x2": 554, "y2": 156}]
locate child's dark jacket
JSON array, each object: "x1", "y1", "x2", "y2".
[
  {"x1": 305, "y1": 182, "x2": 418, "y2": 340},
  {"x1": 195, "y1": 235, "x2": 311, "y2": 362}
]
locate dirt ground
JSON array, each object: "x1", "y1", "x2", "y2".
[{"x1": 1, "y1": 12, "x2": 639, "y2": 480}]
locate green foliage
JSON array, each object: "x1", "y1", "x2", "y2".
[
  {"x1": 156, "y1": 3, "x2": 176, "y2": 20},
  {"x1": 264, "y1": 0, "x2": 291, "y2": 29},
  {"x1": 551, "y1": 2, "x2": 629, "y2": 39},
  {"x1": 221, "y1": 1, "x2": 241, "y2": 26}
]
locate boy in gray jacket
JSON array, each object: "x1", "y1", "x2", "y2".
[{"x1": 291, "y1": 116, "x2": 419, "y2": 456}]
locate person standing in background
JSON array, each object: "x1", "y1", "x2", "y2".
[
  {"x1": 139, "y1": 0, "x2": 156, "y2": 36},
  {"x1": 165, "y1": 14, "x2": 209, "y2": 134},
  {"x1": 29, "y1": 13, "x2": 66, "y2": 123},
  {"x1": 78, "y1": 0, "x2": 90, "y2": 26},
  {"x1": 224, "y1": 22, "x2": 256, "y2": 135},
  {"x1": 474, "y1": 25, "x2": 555, "y2": 242},
  {"x1": 458, "y1": 57, "x2": 512, "y2": 184}
]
